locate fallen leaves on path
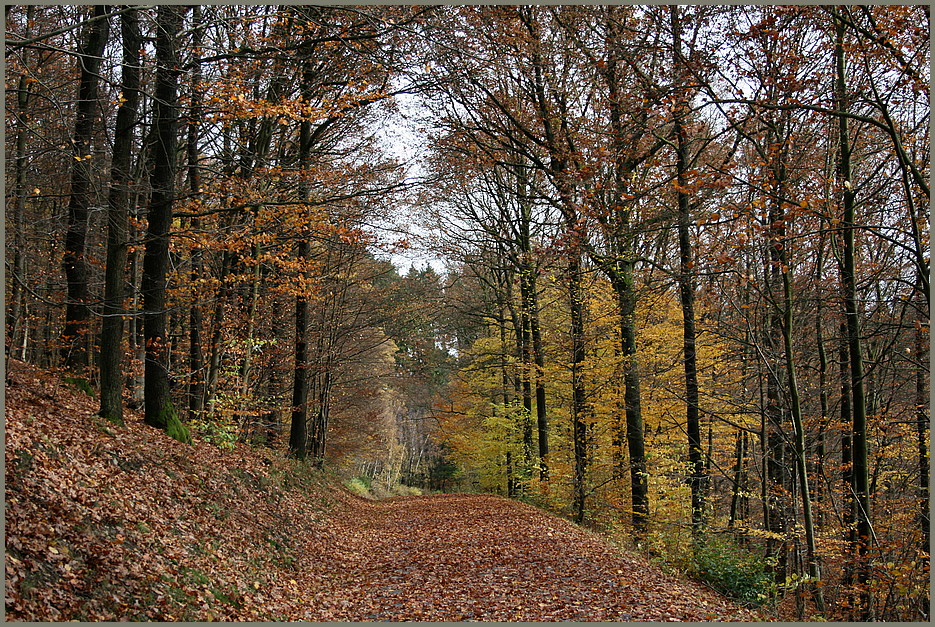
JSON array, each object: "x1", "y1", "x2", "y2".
[
  {"x1": 297, "y1": 494, "x2": 761, "y2": 621},
  {"x1": 5, "y1": 360, "x2": 761, "y2": 621}
]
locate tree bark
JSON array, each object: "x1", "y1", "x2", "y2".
[
  {"x1": 61, "y1": 6, "x2": 109, "y2": 371},
  {"x1": 614, "y1": 270, "x2": 649, "y2": 538},
  {"x1": 187, "y1": 4, "x2": 206, "y2": 421},
  {"x1": 142, "y1": 5, "x2": 188, "y2": 441},
  {"x1": 780, "y1": 258, "x2": 826, "y2": 613},
  {"x1": 7, "y1": 5, "x2": 35, "y2": 363},
  {"x1": 568, "y1": 229, "x2": 588, "y2": 525},
  {"x1": 915, "y1": 307, "x2": 929, "y2": 552},
  {"x1": 289, "y1": 57, "x2": 315, "y2": 459},
  {"x1": 670, "y1": 5, "x2": 705, "y2": 535},
  {"x1": 834, "y1": 11, "x2": 872, "y2": 617},
  {"x1": 99, "y1": 7, "x2": 141, "y2": 424}
]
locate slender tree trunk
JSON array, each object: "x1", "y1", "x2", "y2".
[
  {"x1": 728, "y1": 430, "x2": 747, "y2": 529},
  {"x1": 515, "y1": 168, "x2": 549, "y2": 481},
  {"x1": 614, "y1": 269, "x2": 648, "y2": 538},
  {"x1": 142, "y1": 5, "x2": 188, "y2": 441},
  {"x1": 569, "y1": 235, "x2": 588, "y2": 525},
  {"x1": 7, "y1": 6, "x2": 35, "y2": 364},
  {"x1": 601, "y1": 10, "x2": 649, "y2": 538},
  {"x1": 62, "y1": 6, "x2": 109, "y2": 372},
  {"x1": 670, "y1": 6, "x2": 705, "y2": 534},
  {"x1": 837, "y1": 320, "x2": 856, "y2": 594},
  {"x1": 518, "y1": 272, "x2": 534, "y2": 469},
  {"x1": 915, "y1": 306, "x2": 929, "y2": 550},
  {"x1": 99, "y1": 7, "x2": 141, "y2": 424},
  {"x1": 187, "y1": 5, "x2": 206, "y2": 421},
  {"x1": 762, "y1": 115, "x2": 792, "y2": 583},
  {"x1": 289, "y1": 268, "x2": 310, "y2": 459},
  {"x1": 530, "y1": 280, "x2": 548, "y2": 481},
  {"x1": 815, "y1": 240, "x2": 829, "y2": 529},
  {"x1": 496, "y1": 282, "x2": 517, "y2": 496},
  {"x1": 289, "y1": 58, "x2": 315, "y2": 459},
  {"x1": 834, "y1": 12, "x2": 872, "y2": 617},
  {"x1": 781, "y1": 265, "x2": 826, "y2": 613}
]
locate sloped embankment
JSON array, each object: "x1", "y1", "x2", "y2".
[
  {"x1": 5, "y1": 359, "x2": 360, "y2": 621},
  {"x1": 5, "y1": 360, "x2": 761, "y2": 621}
]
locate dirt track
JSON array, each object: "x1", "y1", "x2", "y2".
[{"x1": 299, "y1": 493, "x2": 761, "y2": 621}]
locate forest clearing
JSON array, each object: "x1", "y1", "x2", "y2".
[{"x1": 4, "y1": 5, "x2": 929, "y2": 622}]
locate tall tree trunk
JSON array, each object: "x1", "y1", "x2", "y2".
[
  {"x1": 834, "y1": 11, "x2": 872, "y2": 618},
  {"x1": 568, "y1": 230, "x2": 588, "y2": 525},
  {"x1": 142, "y1": 5, "x2": 188, "y2": 442},
  {"x1": 187, "y1": 4, "x2": 206, "y2": 421},
  {"x1": 670, "y1": 5, "x2": 704, "y2": 534},
  {"x1": 518, "y1": 272, "x2": 534, "y2": 469},
  {"x1": 838, "y1": 320, "x2": 856, "y2": 594},
  {"x1": 530, "y1": 279, "x2": 548, "y2": 481},
  {"x1": 915, "y1": 306, "x2": 929, "y2": 551},
  {"x1": 780, "y1": 262, "x2": 826, "y2": 613},
  {"x1": 762, "y1": 112, "x2": 792, "y2": 583},
  {"x1": 602, "y1": 8, "x2": 649, "y2": 539},
  {"x1": 61, "y1": 6, "x2": 109, "y2": 372},
  {"x1": 288, "y1": 57, "x2": 315, "y2": 459},
  {"x1": 728, "y1": 429, "x2": 747, "y2": 530},
  {"x1": 615, "y1": 270, "x2": 648, "y2": 538},
  {"x1": 814, "y1": 230, "x2": 829, "y2": 529},
  {"x1": 514, "y1": 165, "x2": 549, "y2": 481},
  {"x1": 495, "y1": 272, "x2": 516, "y2": 495},
  {"x1": 7, "y1": 5, "x2": 35, "y2": 364},
  {"x1": 99, "y1": 7, "x2": 141, "y2": 424}
]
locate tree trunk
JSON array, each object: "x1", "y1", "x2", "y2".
[
  {"x1": 915, "y1": 308, "x2": 929, "y2": 552},
  {"x1": 514, "y1": 165, "x2": 549, "y2": 481},
  {"x1": 615, "y1": 270, "x2": 648, "y2": 538},
  {"x1": 187, "y1": 4, "x2": 206, "y2": 421},
  {"x1": 61, "y1": 6, "x2": 109, "y2": 372},
  {"x1": 781, "y1": 263, "x2": 826, "y2": 613},
  {"x1": 99, "y1": 7, "x2": 141, "y2": 425},
  {"x1": 602, "y1": 9, "x2": 649, "y2": 539},
  {"x1": 834, "y1": 11, "x2": 872, "y2": 617},
  {"x1": 530, "y1": 281, "x2": 548, "y2": 481},
  {"x1": 6, "y1": 5, "x2": 35, "y2": 364},
  {"x1": 569, "y1": 239, "x2": 588, "y2": 525},
  {"x1": 728, "y1": 430, "x2": 747, "y2": 530},
  {"x1": 814, "y1": 233, "x2": 829, "y2": 529},
  {"x1": 288, "y1": 57, "x2": 315, "y2": 459},
  {"x1": 518, "y1": 271, "x2": 534, "y2": 469},
  {"x1": 142, "y1": 5, "x2": 188, "y2": 442},
  {"x1": 670, "y1": 6, "x2": 705, "y2": 534}
]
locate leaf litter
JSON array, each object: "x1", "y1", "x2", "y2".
[{"x1": 5, "y1": 359, "x2": 762, "y2": 621}]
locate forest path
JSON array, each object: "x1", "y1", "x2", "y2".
[{"x1": 299, "y1": 493, "x2": 760, "y2": 621}]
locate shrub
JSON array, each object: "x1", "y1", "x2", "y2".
[
  {"x1": 343, "y1": 477, "x2": 373, "y2": 499},
  {"x1": 63, "y1": 376, "x2": 94, "y2": 397},
  {"x1": 692, "y1": 534, "x2": 774, "y2": 606},
  {"x1": 189, "y1": 417, "x2": 236, "y2": 450}
]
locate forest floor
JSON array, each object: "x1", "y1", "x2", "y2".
[{"x1": 5, "y1": 359, "x2": 763, "y2": 621}]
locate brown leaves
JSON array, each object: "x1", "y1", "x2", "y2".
[
  {"x1": 296, "y1": 494, "x2": 762, "y2": 621},
  {"x1": 6, "y1": 359, "x2": 760, "y2": 622}
]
